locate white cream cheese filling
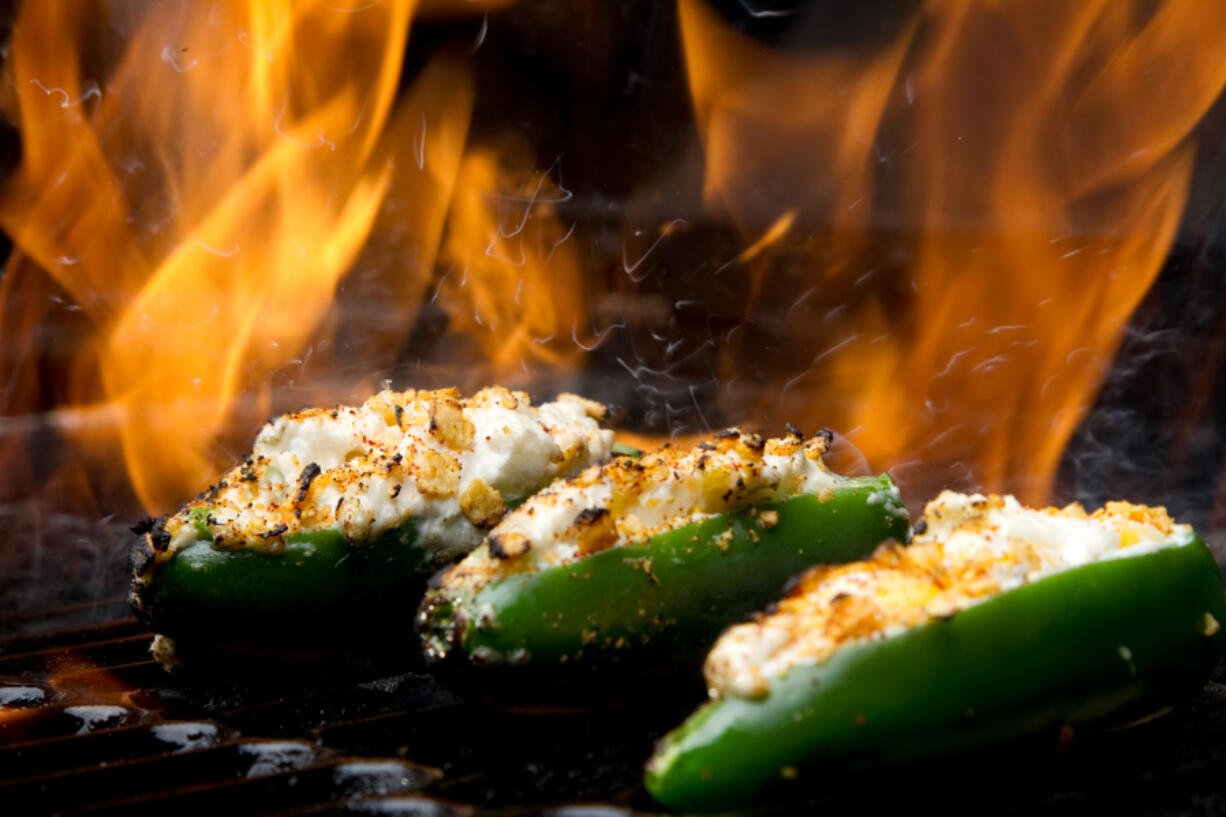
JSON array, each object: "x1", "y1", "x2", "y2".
[
  {"x1": 439, "y1": 429, "x2": 895, "y2": 593},
  {"x1": 163, "y1": 387, "x2": 613, "y2": 563}
]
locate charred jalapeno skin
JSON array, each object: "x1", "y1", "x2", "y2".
[
  {"x1": 131, "y1": 495, "x2": 528, "y2": 651},
  {"x1": 644, "y1": 527, "x2": 1226, "y2": 812},
  {"x1": 418, "y1": 429, "x2": 910, "y2": 695},
  {"x1": 132, "y1": 519, "x2": 437, "y2": 653}
]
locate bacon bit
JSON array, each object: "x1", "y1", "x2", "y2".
[
  {"x1": 461, "y1": 478, "x2": 507, "y2": 529},
  {"x1": 489, "y1": 532, "x2": 531, "y2": 560}
]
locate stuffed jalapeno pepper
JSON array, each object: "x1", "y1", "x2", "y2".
[
  {"x1": 418, "y1": 427, "x2": 910, "y2": 696},
  {"x1": 645, "y1": 492, "x2": 1226, "y2": 812},
  {"x1": 129, "y1": 386, "x2": 613, "y2": 666}
]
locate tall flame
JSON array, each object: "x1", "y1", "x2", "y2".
[
  {"x1": 434, "y1": 145, "x2": 589, "y2": 383},
  {"x1": 1, "y1": 0, "x2": 1225, "y2": 528},
  {"x1": 0, "y1": 1, "x2": 474, "y2": 511},
  {"x1": 681, "y1": 0, "x2": 1226, "y2": 504}
]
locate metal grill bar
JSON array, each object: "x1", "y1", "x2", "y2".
[
  {"x1": 0, "y1": 598, "x2": 135, "y2": 641},
  {"x1": 61, "y1": 757, "x2": 440, "y2": 817},
  {"x1": 266, "y1": 793, "x2": 477, "y2": 817},
  {"x1": 3, "y1": 601, "x2": 1226, "y2": 816},
  {"x1": 1, "y1": 737, "x2": 326, "y2": 812},
  {"x1": 0, "y1": 720, "x2": 231, "y2": 779},
  {"x1": 0, "y1": 634, "x2": 151, "y2": 676},
  {"x1": 0, "y1": 602, "x2": 661, "y2": 816},
  {"x1": 0, "y1": 704, "x2": 142, "y2": 745},
  {"x1": 0, "y1": 618, "x2": 146, "y2": 657}
]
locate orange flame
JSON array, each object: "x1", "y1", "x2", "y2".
[
  {"x1": 680, "y1": 0, "x2": 914, "y2": 245},
  {"x1": 434, "y1": 145, "x2": 589, "y2": 384},
  {"x1": 1, "y1": 1, "x2": 1224, "y2": 526},
  {"x1": 681, "y1": 0, "x2": 1226, "y2": 504},
  {"x1": 0, "y1": 1, "x2": 475, "y2": 512}
]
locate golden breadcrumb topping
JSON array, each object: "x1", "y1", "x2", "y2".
[
  {"x1": 705, "y1": 492, "x2": 1191, "y2": 698},
  {"x1": 159, "y1": 386, "x2": 613, "y2": 559}
]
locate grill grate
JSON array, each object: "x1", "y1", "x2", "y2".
[
  {"x1": 0, "y1": 599, "x2": 665, "y2": 816},
  {"x1": 3, "y1": 599, "x2": 1226, "y2": 816}
]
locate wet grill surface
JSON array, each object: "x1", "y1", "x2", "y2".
[{"x1": 3, "y1": 597, "x2": 1226, "y2": 816}]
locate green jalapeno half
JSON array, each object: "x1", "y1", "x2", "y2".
[
  {"x1": 418, "y1": 428, "x2": 910, "y2": 698},
  {"x1": 645, "y1": 493, "x2": 1226, "y2": 812},
  {"x1": 129, "y1": 386, "x2": 613, "y2": 665}
]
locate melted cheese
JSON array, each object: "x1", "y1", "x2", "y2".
[
  {"x1": 163, "y1": 387, "x2": 613, "y2": 563},
  {"x1": 706, "y1": 491, "x2": 1193, "y2": 699}
]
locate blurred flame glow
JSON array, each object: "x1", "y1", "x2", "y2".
[
  {"x1": 435, "y1": 147, "x2": 589, "y2": 381},
  {"x1": 681, "y1": 0, "x2": 1226, "y2": 503},
  {"x1": 1, "y1": 0, "x2": 1225, "y2": 523},
  {"x1": 0, "y1": 1, "x2": 477, "y2": 511}
]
